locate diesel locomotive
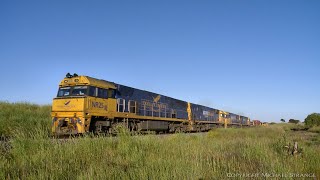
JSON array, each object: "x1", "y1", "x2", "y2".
[{"x1": 51, "y1": 73, "x2": 250, "y2": 135}]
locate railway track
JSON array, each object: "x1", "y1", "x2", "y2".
[
  {"x1": 53, "y1": 131, "x2": 208, "y2": 142},
  {"x1": 0, "y1": 131, "x2": 209, "y2": 150}
]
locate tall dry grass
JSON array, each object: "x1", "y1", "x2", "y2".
[{"x1": 0, "y1": 102, "x2": 319, "y2": 179}]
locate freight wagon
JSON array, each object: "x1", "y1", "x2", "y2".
[{"x1": 51, "y1": 74, "x2": 250, "y2": 135}]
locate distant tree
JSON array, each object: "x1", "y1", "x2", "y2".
[
  {"x1": 270, "y1": 122, "x2": 276, "y2": 125},
  {"x1": 288, "y1": 119, "x2": 300, "y2": 124},
  {"x1": 305, "y1": 113, "x2": 320, "y2": 127},
  {"x1": 280, "y1": 119, "x2": 285, "y2": 122}
]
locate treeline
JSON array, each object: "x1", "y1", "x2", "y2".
[{"x1": 280, "y1": 113, "x2": 320, "y2": 126}]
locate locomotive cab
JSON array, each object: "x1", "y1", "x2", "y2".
[
  {"x1": 217, "y1": 110, "x2": 230, "y2": 124},
  {"x1": 51, "y1": 74, "x2": 117, "y2": 136}
]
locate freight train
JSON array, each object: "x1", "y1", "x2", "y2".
[{"x1": 51, "y1": 73, "x2": 250, "y2": 135}]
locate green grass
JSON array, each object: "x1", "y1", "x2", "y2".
[
  {"x1": 0, "y1": 101, "x2": 51, "y2": 138},
  {"x1": 0, "y1": 102, "x2": 319, "y2": 179},
  {"x1": 308, "y1": 126, "x2": 320, "y2": 133}
]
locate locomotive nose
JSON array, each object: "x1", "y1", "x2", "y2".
[{"x1": 52, "y1": 117, "x2": 84, "y2": 135}]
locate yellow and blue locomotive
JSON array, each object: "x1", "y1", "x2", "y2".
[{"x1": 51, "y1": 73, "x2": 250, "y2": 135}]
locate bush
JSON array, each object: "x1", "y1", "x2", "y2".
[
  {"x1": 288, "y1": 119, "x2": 300, "y2": 124},
  {"x1": 305, "y1": 113, "x2": 320, "y2": 127}
]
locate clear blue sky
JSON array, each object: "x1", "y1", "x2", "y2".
[{"x1": 1, "y1": 0, "x2": 319, "y2": 122}]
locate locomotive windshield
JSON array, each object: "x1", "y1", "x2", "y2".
[
  {"x1": 71, "y1": 86, "x2": 88, "y2": 96},
  {"x1": 57, "y1": 87, "x2": 71, "y2": 97},
  {"x1": 57, "y1": 85, "x2": 115, "y2": 98},
  {"x1": 57, "y1": 86, "x2": 88, "y2": 97}
]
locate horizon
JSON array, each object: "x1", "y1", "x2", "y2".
[{"x1": 1, "y1": 0, "x2": 319, "y2": 122}]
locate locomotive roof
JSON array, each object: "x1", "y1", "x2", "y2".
[{"x1": 59, "y1": 75, "x2": 116, "y2": 89}]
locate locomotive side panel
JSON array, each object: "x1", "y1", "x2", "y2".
[
  {"x1": 190, "y1": 103, "x2": 219, "y2": 122},
  {"x1": 240, "y1": 116, "x2": 249, "y2": 125},
  {"x1": 139, "y1": 120, "x2": 169, "y2": 131},
  {"x1": 116, "y1": 84, "x2": 188, "y2": 120},
  {"x1": 230, "y1": 113, "x2": 239, "y2": 124}
]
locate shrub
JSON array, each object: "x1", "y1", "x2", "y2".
[
  {"x1": 305, "y1": 113, "x2": 320, "y2": 127},
  {"x1": 288, "y1": 119, "x2": 300, "y2": 124}
]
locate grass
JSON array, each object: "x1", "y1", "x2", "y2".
[
  {"x1": 308, "y1": 126, "x2": 320, "y2": 133},
  {"x1": 0, "y1": 101, "x2": 51, "y2": 138},
  {"x1": 0, "y1": 102, "x2": 320, "y2": 179}
]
